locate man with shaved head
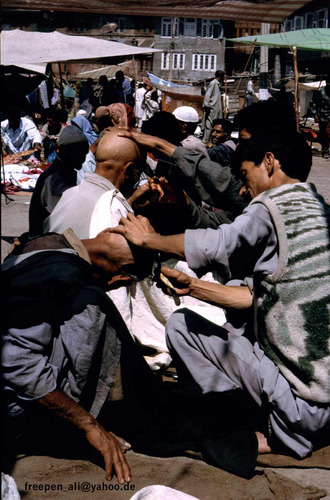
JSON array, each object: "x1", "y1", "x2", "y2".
[
  {"x1": 44, "y1": 129, "x2": 145, "y2": 236},
  {"x1": 2, "y1": 228, "x2": 155, "y2": 484},
  {"x1": 44, "y1": 128, "x2": 173, "y2": 370}
]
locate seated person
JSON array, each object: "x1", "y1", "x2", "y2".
[
  {"x1": 206, "y1": 118, "x2": 236, "y2": 166},
  {"x1": 40, "y1": 109, "x2": 65, "y2": 163},
  {"x1": 1, "y1": 105, "x2": 42, "y2": 155},
  {"x1": 29, "y1": 125, "x2": 89, "y2": 237},
  {"x1": 109, "y1": 129, "x2": 329, "y2": 477},
  {"x1": 1, "y1": 228, "x2": 156, "y2": 484}
]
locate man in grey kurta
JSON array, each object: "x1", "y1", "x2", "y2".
[
  {"x1": 1, "y1": 229, "x2": 155, "y2": 484},
  {"x1": 201, "y1": 70, "x2": 223, "y2": 143}
]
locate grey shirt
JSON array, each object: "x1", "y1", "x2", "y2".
[{"x1": 185, "y1": 203, "x2": 278, "y2": 282}]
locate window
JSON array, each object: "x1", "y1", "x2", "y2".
[
  {"x1": 202, "y1": 19, "x2": 222, "y2": 38},
  {"x1": 294, "y1": 16, "x2": 304, "y2": 30},
  {"x1": 161, "y1": 52, "x2": 185, "y2": 70},
  {"x1": 183, "y1": 18, "x2": 197, "y2": 37},
  {"x1": 305, "y1": 9, "x2": 328, "y2": 29},
  {"x1": 192, "y1": 54, "x2": 217, "y2": 71},
  {"x1": 161, "y1": 17, "x2": 179, "y2": 37},
  {"x1": 284, "y1": 19, "x2": 294, "y2": 32}
]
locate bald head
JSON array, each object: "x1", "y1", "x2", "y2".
[
  {"x1": 96, "y1": 129, "x2": 141, "y2": 167},
  {"x1": 95, "y1": 130, "x2": 144, "y2": 192}
]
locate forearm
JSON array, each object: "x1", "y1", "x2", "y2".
[
  {"x1": 143, "y1": 232, "x2": 185, "y2": 258},
  {"x1": 189, "y1": 279, "x2": 252, "y2": 309},
  {"x1": 37, "y1": 389, "x2": 96, "y2": 432}
]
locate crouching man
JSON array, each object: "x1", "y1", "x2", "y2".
[
  {"x1": 1, "y1": 228, "x2": 156, "y2": 483},
  {"x1": 110, "y1": 130, "x2": 330, "y2": 476}
]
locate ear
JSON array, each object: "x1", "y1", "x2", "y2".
[{"x1": 264, "y1": 152, "x2": 275, "y2": 176}]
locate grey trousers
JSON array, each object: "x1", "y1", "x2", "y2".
[{"x1": 166, "y1": 309, "x2": 330, "y2": 458}]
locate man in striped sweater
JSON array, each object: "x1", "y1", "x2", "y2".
[{"x1": 111, "y1": 130, "x2": 330, "y2": 475}]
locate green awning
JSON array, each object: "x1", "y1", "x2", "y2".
[{"x1": 227, "y1": 28, "x2": 330, "y2": 52}]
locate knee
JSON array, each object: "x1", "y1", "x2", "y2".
[{"x1": 165, "y1": 308, "x2": 190, "y2": 348}]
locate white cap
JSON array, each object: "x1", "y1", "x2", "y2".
[
  {"x1": 173, "y1": 106, "x2": 199, "y2": 123},
  {"x1": 77, "y1": 109, "x2": 87, "y2": 116}
]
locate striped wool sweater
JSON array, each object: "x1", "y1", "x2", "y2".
[{"x1": 251, "y1": 183, "x2": 330, "y2": 404}]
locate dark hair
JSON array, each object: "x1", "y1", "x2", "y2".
[
  {"x1": 212, "y1": 118, "x2": 233, "y2": 135},
  {"x1": 141, "y1": 111, "x2": 181, "y2": 146},
  {"x1": 232, "y1": 131, "x2": 312, "y2": 182},
  {"x1": 234, "y1": 99, "x2": 296, "y2": 137},
  {"x1": 215, "y1": 70, "x2": 224, "y2": 79},
  {"x1": 123, "y1": 245, "x2": 158, "y2": 282}
]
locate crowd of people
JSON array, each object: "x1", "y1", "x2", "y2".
[{"x1": 1, "y1": 70, "x2": 330, "y2": 487}]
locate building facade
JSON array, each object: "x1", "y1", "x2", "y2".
[{"x1": 153, "y1": 17, "x2": 227, "y2": 83}]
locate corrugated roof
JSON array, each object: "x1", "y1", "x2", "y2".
[
  {"x1": 76, "y1": 62, "x2": 129, "y2": 80},
  {"x1": 2, "y1": 0, "x2": 314, "y2": 23}
]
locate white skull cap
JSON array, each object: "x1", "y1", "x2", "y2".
[{"x1": 173, "y1": 106, "x2": 199, "y2": 123}]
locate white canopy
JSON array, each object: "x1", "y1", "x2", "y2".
[{"x1": 1, "y1": 29, "x2": 161, "y2": 72}]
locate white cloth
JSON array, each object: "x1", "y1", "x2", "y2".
[
  {"x1": 181, "y1": 136, "x2": 210, "y2": 158},
  {"x1": 1, "y1": 117, "x2": 42, "y2": 154},
  {"x1": 134, "y1": 86, "x2": 147, "y2": 127},
  {"x1": 130, "y1": 485, "x2": 199, "y2": 500}
]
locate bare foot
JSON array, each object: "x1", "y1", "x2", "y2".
[
  {"x1": 256, "y1": 431, "x2": 272, "y2": 454},
  {"x1": 109, "y1": 432, "x2": 131, "y2": 453}
]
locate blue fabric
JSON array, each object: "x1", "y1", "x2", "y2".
[{"x1": 72, "y1": 116, "x2": 98, "y2": 146}]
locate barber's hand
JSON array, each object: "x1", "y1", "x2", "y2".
[
  {"x1": 150, "y1": 177, "x2": 189, "y2": 208},
  {"x1": 127, "y1": 182, "x2": 153, "y2": 208},
  {"x1": 111, "y1": 213, "x2": 156, "y2": 246},
  {"x1": 159, "y1": 266, "x2": 192, "y2": 296},
  {"x1": 117, "y1": 128, "x2": 161, "y2": 151},
  {"x1": 85, "y1": 421, "x2": 131, "y2": 483}
]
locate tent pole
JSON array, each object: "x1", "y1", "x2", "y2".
[
  {"x1": 58, "y1": 62, "x2": 64, "y2": 109},
  {"x1": 292, "y1": 46, "x2": 300, "y2": 133}
]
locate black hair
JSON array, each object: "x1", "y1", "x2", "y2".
[
  {"x1": 232, "y1": 131, "x2": 312, "y2": 182},
  {"x1": 141, "y1": 111, "x2": 181, "y2": 146},
  {"x1": 123, "y1": 244, "x2": 158, "y2": 282},
  {"x1": 212, "y1": 118, "x2": 233, "y2": 135},
  {"x1": 215, "y1": 70, "x2": 224, "y2": 79},
  {"x1": 234, "y1": 99, "x2": 296, "y2": 136}
]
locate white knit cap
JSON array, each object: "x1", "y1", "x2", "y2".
[
  {"x1": 77, "y1": 109, "x2": 87, "y2": 116},
  {"x1": 173, "y1": 106, "x2": 199, "y2": 123}
]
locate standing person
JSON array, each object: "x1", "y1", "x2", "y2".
[
  {"x1": 141, "y1": 81, "x2": 160, "y2": 126},
  {"x1": 245, "y1": 78, "x2": 254, "y2": 107},
  {"x1": 78, "y1": 78, "x2": 96, "y2": 117},
  {"x1": 201, "y1": 70, "x2": 224, "y2": 143},
  {"x1": 115, "y1": 71, "x2": 132, "y2": 104},
  {"x1": 134, "y1": 81, "x2": 147, "y2": 129},
  {"x1": 311, "y1": 78, "x2": 330, "y2": 158}
]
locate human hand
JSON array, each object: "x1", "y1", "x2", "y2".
[
  {"x1": 159, "y1": 266, "x2": 192, "y2": 296},
  {"x1": 85, "y1": 421, "x2": 131, "y2": 483},
  {"x1": 127, "y1": 182, "x2": 153, "y2": 208},
  {"x1": 110, "y1": 213, "x2": 156, "y2": 247},
  {"x1": 149, "y1": 177, "x2": 189, "y2": 208}
]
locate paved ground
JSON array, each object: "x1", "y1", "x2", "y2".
[{"x1": 1, "y1": 152, "x2": 330, "y2": 499}]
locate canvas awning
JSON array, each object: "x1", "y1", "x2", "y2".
[
  {"x1": 77, "y1": 62, "x2": 130, "y2": 80},
  {"x1": 227, "y1": 28, "x2": 330, "y2": 52},
  {"x1": 2, "y1": 0, "x2": 314, "y2": 23},
  {"x1": 1, "y1": 29, "x2": 161, "y2": 73}
]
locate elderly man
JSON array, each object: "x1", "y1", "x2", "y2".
[
  {"x1": 1, "y1": 228, "x2": 156, "y2": 483},
  {"x1": 110, "y1": 129, "x2": 329, "y2": 476},
  {"x1": 1, "y1": 105, "x2": 42, "y2": 154},
  {"x1": 29, "y1": 125, "x2": 89, "y2": 237},
  {"x1": 207, "y1": 118, "x2": 236, "y2": 166},
  {"x1": 172, "y1": 106, "x2": 209, "y2": 157}
]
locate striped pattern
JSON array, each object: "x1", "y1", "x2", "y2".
[
  {"x1": 2, "y1": 0, "x2": 314, "y2": 23},
  {"x1": 252, "y1": 183, "x2": 330, "y2": 403},
  {"x1": 77, "y1": 62, "x2": 129, "y2": 81}
]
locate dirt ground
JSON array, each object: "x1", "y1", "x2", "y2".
[{"x1": 1, "y1": 152, "x2": 330, "y2": 499}]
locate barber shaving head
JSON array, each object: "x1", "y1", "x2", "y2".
[
  {"x1": 95, "y1": 129, "x2": 146, "y2": 197},
  {"x1": 82, "y1": 228, "x2": 156, "y2": 289}
]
